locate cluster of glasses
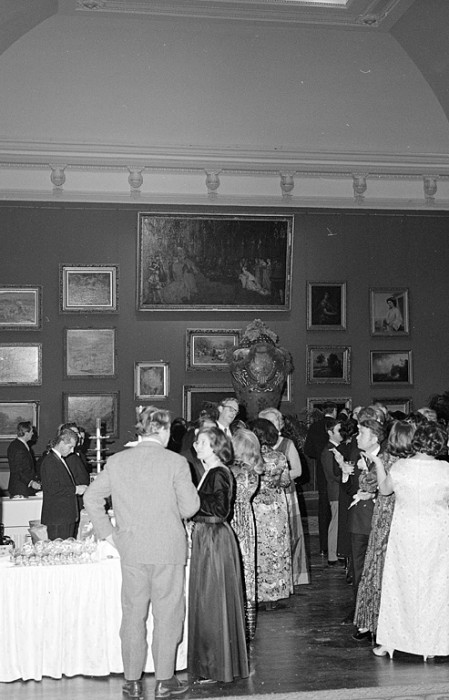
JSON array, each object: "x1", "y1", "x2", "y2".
[{"x1": 12, "y1": 536, "x2": 98, "y2": 566}]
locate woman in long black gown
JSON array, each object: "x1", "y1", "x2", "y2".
[{"x1": 188, "y1": 426, "x2": 249, "y2": 684}]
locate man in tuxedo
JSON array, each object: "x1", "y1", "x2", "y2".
[
  {"x1": 320, "y1": 417, "x2": 344, "y2": 566},
  {"x1": 7, "y1": 421, "x2": 40, "y2": 497},
  {"x1": 216, "y1": 397, "x2": 239, "y2": 437},
  {"x1": 84, "y1": 407, "x2": 200, "y2": 700},
  {"x1": 40, "y1": 428, "x2": 87, "y2": 540},
  {"x1": 303, "y1": 402, "x2": 337, "y2": 555}
]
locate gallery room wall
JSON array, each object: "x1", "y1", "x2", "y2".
[{"x1": 0, "y1": 201, "x2": 448, "y2": 463}]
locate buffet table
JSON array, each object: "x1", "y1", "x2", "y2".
[
  {"x1": 1, "y1": 496, "x2": 42, "y2": 548},
  {"x1": 0, "y1": 555, "x2": 188, "y2": 682}
]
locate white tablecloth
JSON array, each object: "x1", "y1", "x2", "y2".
[{"x1": 0, "y1": 556, "x2": 188, "y2": 682}]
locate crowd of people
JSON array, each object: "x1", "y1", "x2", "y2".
[
  {"x1": 5, "y1": 390, "x2": 449, "y2": 699},
  {"x1": 304, "y1": 396, "x2": 449, "y2": 664}
]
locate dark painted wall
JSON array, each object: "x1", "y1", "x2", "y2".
[{"x1": 0, "y1": 202, "x2": 448, "y2": 471}]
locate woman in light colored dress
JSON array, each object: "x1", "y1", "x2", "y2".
[
  {"x1": 250, "y1": 418, "x2": 293, "y2": 610},
  {"x1": 230, "y1": 428, "x2": 263, "y2": 639},
  {"x1": 373, "y1": 422, "x2": 449, "y2": 661},
  {"x1": 259, "y1": 408, "x2": 310, "y2": 587}
]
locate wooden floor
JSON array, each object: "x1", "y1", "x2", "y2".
[{"x1": 1, "y1": 531, "x2": 449, "y2": 700}]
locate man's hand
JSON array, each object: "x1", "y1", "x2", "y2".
[{"x1": 75, "y1": 484, "x2": 88, "y2": 495}]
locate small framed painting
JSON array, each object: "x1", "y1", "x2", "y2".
[
  {"x1": 186, "y1": 329, "x2": 241, "y2": 371},
  {"x1": 307, "y1": 282, "x2": 347, "y2": 331},
  {"x1": 306, "y1": 345, "x2": 351, "y2": 384},
  {"x1": 135, "y1": 361, "x2": 169, "y2": 400},
  {"x1": 370, "y1": 288, "x2": 409, "y2": 336},
  {"x1": 183, "y1": 384, "x2": 235, "y2": 422},
  {"x1": 0, "y1": 286, "x2": 42, "y2": 330},
  {"x1": 370, "y1": 351, "x2": 413, "y2": 385},
  {"x1": 306, "y1": 397, "x2": 352, "y2": 416},
  {"x1": 64, "y1": 328, "x2": 116, "y2": 378},
  {"x1": 0, "y1": 401, "x2": 40, "y2": 440},
  {"x1": 372, "y1": 397, "x2": 412, "y2": 415},
  {"x1": 0, "y1": 343, "x2": 42, "y2": 385},
  {"x1": 60, "y1": 265, "x2": 118, "y2": 312},
  {"x1": 63, "y1": 392, "x2": 119, "y2": 437}
]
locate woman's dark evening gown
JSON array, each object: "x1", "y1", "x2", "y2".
[{"x1": 188, "y1": 465, "x2": 249, "y2": 683}]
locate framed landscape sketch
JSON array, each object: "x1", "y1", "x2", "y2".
[
  {"x1": 0, "y1": 401, "x2": 40, "y2": 440},
  {"x1": 60, "y1": 265, "x2": 118, "y2": 312},
  {"x1": 306, "y1": 397, "x2": 352, "y2": 416},
  {"x1": 134, "y1": 361, "x2": 169, "y2": 400},
  {"x1": 370, "y1": 351, "x2": 412, "y2": 385},
  {"x1": 372, "y1": 397, "x2": 412, "y2": 415},
  {"x1": 307, "y1": 282, "x2": 347, "y2": 331},
  {"x1": 0, "y1": 343, "x2": 42, "y2": 385},
  {"x1": 137, "y1": 213, "x2": 293, "y2": 311},
  {"x1": 186, "y1": 329, "x2": 240, "y2": 371},
  {"x1": 64, "y1": 328, "x2": 116, "y2": 378},
  {"x1": 306, "y1": 345, "x2": 351, "y2": 384},
  {"x1": 370, "y1": 288, "x2": 409, "y2": 336},
  {"x1": 0, "y1": 286, "x2": 42, "y2": 330},
  {"x1": 183, "y1": 384, "x2": 235, "y2": 421},
  {"x1": 63, "y1": 392, "x2": 119, "y2": 437}
]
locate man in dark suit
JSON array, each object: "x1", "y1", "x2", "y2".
[
  {"x1": 40, "y1": 428, "x2": 87, "y2": 540},
  {"x1": 7, "y1": 421, "x2": 40, "y2": 497},
  {"x1": 84, "y1": 407, "x2": 200, "y2": 700},
  {"x1": 303, "y1": 402, "x2": 337, "y2": 555}
]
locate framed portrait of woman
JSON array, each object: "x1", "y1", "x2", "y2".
[
  {"x1": 307, "y1": 282, "x2": 347, "y2": 331},
  {"x1": 370, "y1": 288, "x2": 409, "y2": 336}
]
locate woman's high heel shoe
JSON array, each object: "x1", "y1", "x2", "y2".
[
  {"x1": 373, "y1": 646, "x2": 394, "y2": 660},
  {"x1": 423, "y1": 655, "x2": 435, "y2": 662}
]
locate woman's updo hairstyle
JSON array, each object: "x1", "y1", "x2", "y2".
[
  {"x1": 412, "y1": 422, "x2": 448, "y2": 457},
  {"x1": 387, "y1": 420, "x2": 417, "y2": 458},
  {"x1": 136, "y1": 406, "x2": 171, "y2": 436}
]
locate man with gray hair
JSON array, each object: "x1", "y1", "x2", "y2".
[{"x1": 84, "y1": 407, "x2": 200, "y2": 700}]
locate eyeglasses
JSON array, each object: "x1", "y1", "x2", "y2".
[{"x1": 222, "y1": 404, "x2": 238, "y2": 413}]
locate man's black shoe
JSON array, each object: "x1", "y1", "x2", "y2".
[
  {"x1": 352, "y1": 629, "x2": 372, "y2": 642},
  {"x1": 123, "y1": 680, "x2": 144, "y2": 699},
  {"x1": 155, "y1": 676, "x2": 189, "y2": 698}
]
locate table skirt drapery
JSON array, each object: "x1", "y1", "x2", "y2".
[{"x1": 0, "y1": 558, "x2": 188, "y2": 682}]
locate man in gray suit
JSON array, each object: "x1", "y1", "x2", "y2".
[{"x1": 84, "y1": 407, "x2": 200, "y2": 700}]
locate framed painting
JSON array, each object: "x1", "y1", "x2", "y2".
[
  {"x1": 370, "y1": 288, "x2": 409, "y2": 336},
  {"x1": 137, "y1": 212, "x2": 293, "y2": 311},
  {"x1": 183, "y1": 384, "x2": 236, "y2": 422},
  {"x1": 0, "y1": 401, "x2": 40, "y2": 440},
  {"x1": 63, "y1": 392, "x2": 119, "y2": 438},
  {"x1": 134, "y1": 361, "x2": 169, "y2": 400},
  {"x1": 0, "y1": 343, "x2": 42, "y2": 385},
  {"x1": 0, "y1": 286, "x2": 42, "y2": 330},
  {"x1": 60, "y1": 265, "x2": 118, "y2": 312},
  {"x1": 64, "y1": 328, "x2": 116, "y2": 378},
  {"x1": 370, "y1": 351, "x2": 413, "y2": 385},
  {"x1": 307, "y1": 282, "x2": 347, "y2": 331},
  {"x1": 306, "y1": 397, "x2": 352, "y2": 416},
  {"x1": 371, "y1": 397, "x2": 412, "y2": 415},
  {"x1": 186, "y1": 329, "x2": 241, "y2": 371},
  {"x1": 306, "y1": 345, "x2": 351, "y2": 384}
]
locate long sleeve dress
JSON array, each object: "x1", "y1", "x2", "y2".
[{"x1": 188, "y1": 465, "x2": 249, "y2": 683}]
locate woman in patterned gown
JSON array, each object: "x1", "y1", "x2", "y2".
[
  {"x1": 258, "y1": 407, "x2": 310, "y2": 587},
  {"x1": 188, "y1": 426, "x2": 249, "y2": 684},
  {"x1": 230, "y1": 428, "x2": 264, "y2": 639},
  {"x1": 250, "y1": 418, "x2": 293, "y2": 610},
  {"x1": 374, "y1": 421, "x2": 449, "y2": 660},
  {"x1": 353, "y1": 420, "x2": 417, "y2": 639}
]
